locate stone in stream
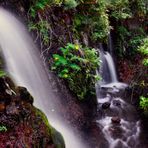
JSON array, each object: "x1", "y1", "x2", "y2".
[
  {"x1": 111, "y1": 116, "x2": 121, "y2": 124},
  {"x1": 102, "y1": 102, "x2": 111, "y2": 109},
  {"x1": 0, "y1": 101, "x2": 5, "y2": 112},
  {"x1": 112, "y1": 100, "x2": 121, "y2": 107}
]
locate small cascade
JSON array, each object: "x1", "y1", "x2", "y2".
[
  {"x1": 0, "y1": 8, "x2": 86, "y2": 148},
  {"x1": 98, "y1": 44, "x2": 111, "y2": 84},
  {"x1": 96, "y1": 38, "x2": 141, "y2": 147},
  {"x1": 97, "y1": 45, "x2": 127, "y2": 89},
  {"x1": 104, "y1": 52, "x2": 118, "y2": 82}
]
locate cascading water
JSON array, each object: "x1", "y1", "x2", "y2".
[
  {"x1": 0, "y1": 8, "x2": 86, "y2": 148},
  {"x1": 96, "y1": 41, "x2": 141, "y2": 147},
  {"x1": 104, "y1": 52, "x2": 118, "y2": 83}
]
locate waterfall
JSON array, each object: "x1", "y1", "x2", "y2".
[
  {"x1": 104, "y1": 52, "x2": 118, "y2": 82},
  {"x1": 0, "y1": 8, "x2": 86, "y2": 148},
  {"x1": 98, "y1": 43, "x2": 127, "y2": 89},
  {"x1": 96, "y1": 38, "x2": 141, "y2": 148}
]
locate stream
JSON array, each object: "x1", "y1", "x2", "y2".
[{"x1": 95, "y1": 42, "x2": 141, "y2": 148}]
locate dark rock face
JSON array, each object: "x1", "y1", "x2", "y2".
[{"x1": 0, "y1": 76, "x2": 65, "y2": 148}]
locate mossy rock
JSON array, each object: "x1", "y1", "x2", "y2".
[
  {"x1": 35, "y1": 108, "x2": 65, "y2": 148},
  {"x1": 0, "y1": 76, "x2": 65, "y2": 148}
]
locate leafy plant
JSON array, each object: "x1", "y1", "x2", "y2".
[
  {"x1": 73, "y1": 0, "x2": 110, "y2": 42},
  {"x1": 30, "y1": 0, "x2": 51, "y2": 17},
  {"x1": 28, "y1": 20, "x2": 50, "y2": 46},
  {"x1": 115, "y1": 26, "x2": 147, "y2": 57},
  {"x1": 140, "y1": 96, "x2": 148, "y2": 114},
  {"x1": 51, "y1": 43, "x2": 100, "y2": 100},
  {"x1": 108, "y1": 0, "x2": 132, "y2": 20},
  {"x1": 0, "y1": 125, "x2": 7, "y2": 132},
  {"x1": 138, "y1": 38, "x2": 148, "y2": 55},
  {"x1": 138, "y1": 37, "x2": 148, "y2": 66},
  {"x1": 130, "y1": 0, "x2": 147, "y2": 18},
  {"x1": 64, "y1": 0, "x2": 78, "y2": 9}
]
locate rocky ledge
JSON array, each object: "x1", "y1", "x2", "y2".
[{"x1": 0, "y1": 76, "x2": 65, "y2": 148}]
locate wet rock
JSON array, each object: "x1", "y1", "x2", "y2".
[
  {"x1": 111, "y1": 116, "x2": 121, "y2": 124},
  {"x1": 102, "y1": 102, "x2": 110, "y2": 109},
  {"x1": 0, "y1": 101, "x2": 5, "y2": 112},
  {"x1": 16, "y1": 86, "x2": 34, "y2": 105},
  {"x1": 6, "y1": 102, "x2": 19, "y2": 115},
  {"x1": 0, "y1": 78, "x2": 7, "y2": 93},
  {"x1": 113, "y1": 100, "x2": 121, "y2": 107},
  {"x1": 114, "y1": 140, "x2": 125, "y2": 148},
  {"x1": 0, "y1": 76, "x2": 65, "y2": 148},
  {"x1": 109, "y1": 126, "x2": 124, "y2": 139}
]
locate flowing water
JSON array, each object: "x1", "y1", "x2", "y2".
[
  {"x1": 104, "y1": 52, "x2": 118, "y2": 83},
  {"x1": 96, "y1": 44, "x2": 141, "y2": 148},
  {"x1": 0, "y1": 8, "x2": 85, "y2": 148}
]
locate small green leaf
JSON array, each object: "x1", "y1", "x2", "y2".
[
  {"x1": 69, "y1": 64, "x2": 81, "y2": 71},
  {"x1": 0, "y1": 125, "x2": 7, "y2": 132},
  {"x1": 36, "y1": 2, "x2": 45, "y2": 9},
  {"x1": 53, "y1": 54, "x2": 68, "y2": 65},
  {"x1": 61, "y1": 69, "x2": 69, "y2": 74},
  {"x1": 66, "y1": 43, "x2": 75, "y2": 50},
  {"x1": 143, "y1": 58, "x2": 148, "y2": 66}
]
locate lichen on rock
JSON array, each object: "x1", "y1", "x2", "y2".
[{"x1": 0, "y1": 76, "x2": 65, "y2": 148}]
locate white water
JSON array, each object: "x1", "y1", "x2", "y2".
[
  {"x1": 96, "y1": 43, "x2": 140, "y2": 147},
  {"x1": 0, "y1": 8, "x2": 85, "y2": 148},
  {"x1": 97, "y1": 117, "x2": 140, "y2": 148},
  {"x1": 104, "y1": 52, "x2": 118, "y2": 83}
]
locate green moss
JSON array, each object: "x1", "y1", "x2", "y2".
[
  {"x1": 0, "y1": 70, "x2": 6, "y2": 77},
  {"x1": 35, "y1": 108, "x2": 65, "y2": 148},
  {"x1": 35, "y1": 108, "x2": 50, "y2": 128}
]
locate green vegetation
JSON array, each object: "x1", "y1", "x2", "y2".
[
  {"x1": 35, "y1": 108, "x2": 65, "y2": 148},
  {"x1": 138, "y1": 38, "x2": 148, "y2": 57},
  {"x1": 29, "y1": 0, "x2": 78, "y2": 17},
  {"x1": 0, "y1": 57, "x2": 6, "y2": 77},
  {"x1": 138, "y1": 37, "x2": 148, "y2": 66},
  {"x1": 115, "y1": 26, "x2": 147, "y2": 57},
  {"x1": 51, "y1": 43, "x2": 100, "y2": 100},
  {"x1": 138, "y1": 38, "x2": 148, "y2": 114},
  {"x1": 73, "y1": 0, "x2": 110, "y2": 42},
  {"x1": 0, "y1": 125, "x2": 7, "y2": 132},
  {"x1": 140, "y1": 96, "x2": 148, "y2": 114},
  {"x1": 28, "y1": 20, "x2": 50, "y2": 46},
  {"x1": 0, "y1": 70, "x2": 6, "y2": 77},
  {"x1": 28, "y1": 0, "x2": 147, "y2": 45},
  {"x1": 29, "y1": 0, "x2": 51, "y2": 18},
  {"x1": 27, "y1": 0, "x2": 147, "y2": 102}
]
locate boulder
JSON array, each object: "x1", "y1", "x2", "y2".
[
  {"x1": 0, "y1": 76, "x2": 65, "y2": 148},
  {"x1": 102, "y1": 102, "x2": 111, "y2": 109}
]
